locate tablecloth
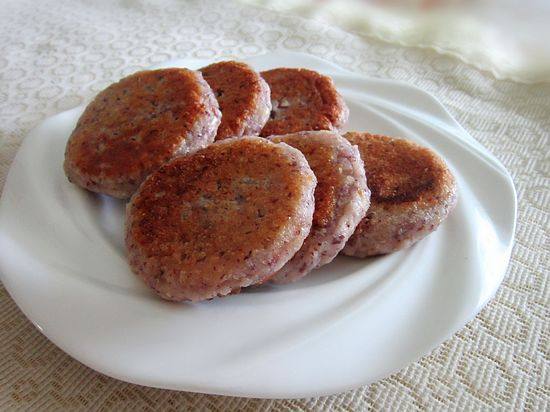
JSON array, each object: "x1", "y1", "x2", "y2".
[
  {"x1": 0, "y1": 0, "x2": 548, "y2": 410},
  {"x1": 240, "y1": 0, "x2": 550, "y2": 84}
]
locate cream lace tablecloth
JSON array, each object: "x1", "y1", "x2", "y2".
[
  {"x1": 240, "y1": 0, "x2": 550, "y2": 84},
  {"x1": 0, "y1": 0, "x2": 548, "y2": 410}
]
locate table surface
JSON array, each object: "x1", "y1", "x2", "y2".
[{"x1": 0, "y1": 0, "x2": 548, "y2": 410}]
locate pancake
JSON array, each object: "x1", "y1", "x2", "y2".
[
  {"x1": 200, "y1": 60, "x2": 271, "y2": 140},
  {"x1": 342, "y1": 132, "x2": 457, "y2": 257},
  {"x1": 260, "y1": 68, "x2": 348, "y2": 137},
  {"x1": 268, "y1": 131, "x2": 369, "y2": 283},
  {"x1": 125, "y1": 136, "x2": 317, "y2": 301},
  {"x1": 64, "y1": 68, "x2": 221, "y2": 198}
]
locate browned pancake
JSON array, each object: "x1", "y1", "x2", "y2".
[
  {"x1": 272, "y1": 132, "x2": 358, "y2": 229},
  {"x1": 201, "y1": 61, "x2": 271, "y2": 140},
  {"x1": 64, "y1": 68, "x2": 221, "y2": 198},
  {"x1": 260, "y1": 68, "x2": 348, "y2": 137},
  {"x1": 343, "y1": 132, "x2": 457, "y2": 257},
  {"x1": 268, "y1": 131, "x2": 369, "y2": 283},
  {"x1": 125, "y1": 137, "x2": 316, "y2": 302}
]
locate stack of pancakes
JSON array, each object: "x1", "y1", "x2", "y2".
[{"x1": 64, "y1": 61, "x2": 457, "y2": 302}]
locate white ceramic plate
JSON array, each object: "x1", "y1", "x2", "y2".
[{"x1": 0, "y1": 52, "x2": 516, "y2": 398}]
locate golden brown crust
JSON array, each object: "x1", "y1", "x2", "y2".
[
  {"x1": 260, "y1": 68, "x2": 348, "y2": 137},
  {"x1": 130, "y1": 142, "x2": 308, "y2": 252},
  {"x1": 64, "y1": 68, "x2": 220, "y2": 198},
  {"x1": 201, "y1": 61, "x2": 270, "y2": 140},
  {"x1": 344, "y1": 132, "x2": 452, "y2": 206}
]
